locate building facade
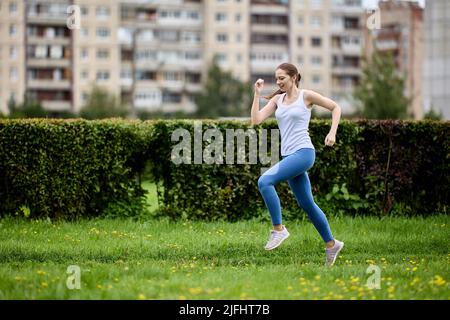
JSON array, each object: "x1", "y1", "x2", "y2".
[
  {"x1": 0, "y1": 0, "x2": 366, "y2": 117},
  {"x1": 364, "y1": 0, "x2": 424, "y2": 120},
  {"x1": 423, "y1": 0, "x2": 450, "y2": 119}
]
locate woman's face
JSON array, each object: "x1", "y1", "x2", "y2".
[{"x1": 275, "y1": 69, "x2": 296, "y2": 92}]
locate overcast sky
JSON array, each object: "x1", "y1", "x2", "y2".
[{"x1": 363, "y1": 0, "x2": 426, "y2": 9}]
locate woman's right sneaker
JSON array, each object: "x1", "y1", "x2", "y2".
[
  {"x1": 264, "y1": 226, "x2": 290, "y2": 250},
  {"x1": 325, "y1": 239, "x2": 344, "y2": 266}
]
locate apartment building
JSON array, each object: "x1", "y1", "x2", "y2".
[
  {"x1": 423, "y1": 0, "x2": 450, "y2": 119},
  {"x1": 120, "y1": 0, "x2": 204, "y2": 114},
  {"x1": 0, "y1": 0, "x2": 366, "y2": 116},
  {"x1": 364, "y1": 0, "x2": 424, "y2": 120},
  {"x1": 0, "y1": 0, "x2": 26, "y2": 114}
]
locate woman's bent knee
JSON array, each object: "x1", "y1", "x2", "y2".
[{"x1": 258, "y1": 175, "x2": 271, "y2": 190}]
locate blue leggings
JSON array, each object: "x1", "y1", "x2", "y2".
[{"x1": 257, "y1": 148, "x2": 334, "y2": 243}]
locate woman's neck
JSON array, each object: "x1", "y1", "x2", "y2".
[{"x1": 285, "y1": 87, "x2": 300, "y2": 99}]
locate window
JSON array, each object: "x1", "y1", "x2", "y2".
[
  {"x1": 185, "y1": 51, "x2": 201, "y2": 61},
  {"x1": 297, "y1": 37, "x2": 303, "y2": 46},
  {"x1": 311, "y1": 0, "x2": 323, "y2": 8},
  {"x1": 96, "y1": 71, "x2": 110, "y2": 81},
  {"x1": 311, "y1": 16, "x2": 322, "y2": 27},
  {"x1": 10, "y1": 46, "x2": 18, "y2": 59},
  {"x1": 81, "y1": 6, "x2": 88, "y2": 16},
  {"x1": 297, "y1": 55, "x2": 304, "y2": 65},
  {"x1": 163, "y1": 71, "x2": 180, "y2": 81},
  {"x1": 236, "y1": 14, "x2": 241, "y2": 22},
  {"x1": 162, "y1": 92, "x2": 182, "y2": 103},
  {"x1": 96, "y1": 6, "x2": 110, "y2": 18},
  {"x1": 35, "y1": 45, "x2": 47, "y2": 58},
  {"x1": 120, "y1": 70, "x2": 132, "y2": 80},
  {"x1": 236, "y1": 33, "x2": 242, "y2": 43},
  {"x1": 97, "y1": 49, "x2": 109, "y2": 59},
  {"x1": 9, "y1": 2, "x2": 17, "y2": 14},
  {"x1": 10, "y1": 67, "x2": 18, "y2": 81},
  {"x1": 96, "y1": 28, "x2": 110, "y2": 39},
  {"x1": 9, "y1": 24, "x2": 17, "y2": 36},
  {"x1": 298, "y1": 16, "x2": 304, "y2": 25},
  {"x1": 50, "y1": 45, "x2": 63, "y2": 59},
  {"x1": 80, "y1": 28, "x2": 88, "y2": 39},
  {"x1": 311, "y1": 37, "x2": 322, "y2": 47},
  {"x1": 215, "y1": 13, "x2": 227, "y2": 22},
  {"x1": 182, "y1": 31, "x2": 201, "y2": 44},
  {"x1": 158, "y1": 30, "x2": 178, "y2": 42},
  {"x1": 81, "y1": 48, "x2": 88, "y2": 60},
  {"x1": 187, "y1": 11, "x2": 199, "y2": 20},
  {"x1": 311, "y1": 56, "x2": 322, "y2": 66},
  {"x1": 81, "y1": 70, "x2": 88, "y2": 80},
  {"x1": 216, "y1": 53, "x2": 227, "y2": 63},
  {"x1": 217, "y1": 33, "x2": 228, "y2": 43},
  {"x1": 312, "y1": 75, "x2": 321, "y2": 85}
]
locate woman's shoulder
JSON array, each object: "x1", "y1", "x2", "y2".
[{"x1": 301, "y1": 89, "x2": 315, "y2": 108}]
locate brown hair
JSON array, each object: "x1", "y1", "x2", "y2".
[{"x1": 264, "y1": 63, "x2": 302, "y2": 100}]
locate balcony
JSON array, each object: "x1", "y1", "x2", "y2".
[
  {"x1": 27, "y1": 58, "x2": 70, "y2": 68},
  {"x1": 28, "y1": 79, "x2": 71, "y2": 90},
  {"x1": 27, "y1": 36, "x2": 70, "y2": 46},
  {"x1": 251, "y1": 1, "x2": 289, "y2": 15},
  {"x1": 27, "y1": 2, "x2": 69, "y2": 26},
  {"x1": 331, "y1": 0, "x2": 363, "y2": 14},
  {"x1": 43, "y1": 100, "x2": 72, "y2": 111}
]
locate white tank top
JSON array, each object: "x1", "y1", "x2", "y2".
[{"x1": 275, "y1": 90, "x2": 315, "y2": 156}]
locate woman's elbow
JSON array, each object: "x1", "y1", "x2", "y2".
[{"x1": 251, "y1": 118, "x2": 261, "y2": 125}]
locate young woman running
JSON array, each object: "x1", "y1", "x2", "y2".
[{"x1": 251, "y1": 63, "x2": 344, "y2": 266}]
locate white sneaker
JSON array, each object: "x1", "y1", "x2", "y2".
[
  {"x1": 264, "y1": 226, "x2": 290, "y2": 250},
  {"x1": 325, "y1": 239, "x2": 344, "y2": 266}
]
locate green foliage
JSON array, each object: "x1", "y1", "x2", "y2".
[
  {"x1": 354, "y1": 51, "x2": 409, "y2": 119},
  {"x1": 424, "y1": 106, "x2": 443, "y2": 120},
  {"x1": 194, "y1": 58, "x2": 253, "y2": 118},
  {"x1": 0, "y1": 216, "x2": 449, "y2": 299},
  {"x1": 0, "y1": 119, "x2": 152, "y2": 219},
  {"x1": 150, "y1": 119, "x2": 449, "y2": 220},
  {"x1": 7, "y1": 95, "x2": 48, "y2": 118},
  {"x1": 80, "y1": 85, "x2": 129, "y2": 119},
  {"x1": 0, "y1": 119, "x2": 448, "y2": 220}
]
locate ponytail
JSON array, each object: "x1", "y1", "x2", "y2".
[{"x1": 264, "y1": 89, "x2": 283, "y2": 100}]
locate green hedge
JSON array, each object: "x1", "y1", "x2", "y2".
[
  {"x1": 150, "y1": 119, "x2": 450, "y2": 220},
  {"x1": 0, "y1": 119, "x2": 153, "y2": 219},
  {"x1": 0, "y1": 118, "x2": 448, "y2": 220}
]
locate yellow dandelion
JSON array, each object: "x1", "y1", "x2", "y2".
[
  {"x1": 287, "y1": 286, "x2": 293, "y2": 291},
  {"x1": 137, "y1": 294, "x2": 146, "y2": 300},
  {"x1": 314, "y1": 275, "x2": 321, "y2": 281},
  {"x1": 431, "y1": 275, "x2": 446, "y2": 286},
  {"x1": 41, "y1": 282, "x2": 48, "y2": 288},
  {"x1": 188, "y1": 287, "x2": 202, "y2": 295}
]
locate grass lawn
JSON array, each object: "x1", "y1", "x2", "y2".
[{"x1": 0, "y1": 213, "x2": 448, "y2": 300}]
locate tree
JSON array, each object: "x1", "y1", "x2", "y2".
[
  {"x1": 423, "y1": 105, "x2": 443, "y2": 120},
  {"x1": 354, "y1": 51, "x2": 409, "y2": 119},
  {"x1": 80, "y1": 85, "x2": 128, "y2": 119},
  {"x1": 7, "y1": 94, "x2": 47, "y2": 118},
  {"x1": 194, "y1": 58, "x2": 252, "y2": 118}
]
